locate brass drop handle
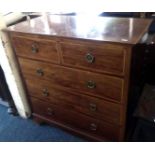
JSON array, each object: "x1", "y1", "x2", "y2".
[
  {"x1": 90, "y1": 123, "x2": 97, "y2": 131},
  {"x1": 89, "y1": 103, "x2": 97, "y2": 112},
  {"x1": 47, "y1": 107, "x2": 54, "y2": 116},
  {"x1": 31, "y1": 43, "x2": 38, "y2": 53},
  {"x1": 36, "y1": 68, "x2": 44, "y2": 76},
  {"x1": 86, "y1": 80, "x2": 96, "y2": 89},
  {"x1": 85, "y1": 53, "x2": 95, "y2": 63},
  {"x1": 42, "y1": 88, "x2": 49, "y2": 97}
]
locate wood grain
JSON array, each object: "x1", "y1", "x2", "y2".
[
  {"x1": 11, "y1": 36, "x2": 60, "y2": 64},
  {"x1": 5, "y1": 14, "x2": 152, "y2": 44},
  {"x1": 18, "y1": 57, "x2": 124, "y2": 103},
  {"x1": 31, "y1": 97, "x2": 120, "y2": 141},
  {"x1": 5, "y1": 15, "x2": 152, "y2": 141},
  {"x1": 25, "y1": 77, "x2": 121, "y2": 125},
  {"x1": 60, "y1": 42, "x2": 126, "y2": 76}
]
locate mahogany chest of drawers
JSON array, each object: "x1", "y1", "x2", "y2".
[{"x1": 5, "y1": 15, "x2": 152, "y2": 141}]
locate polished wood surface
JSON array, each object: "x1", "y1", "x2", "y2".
[
  {"x1": 11, "y1": 35, "x2": 60, "y2": 64},
  {"x1": 60, "y1": 41, "x2": 126, "y2": 76},
  {"x1": 6, "y1": 14, "x2": 152, "y2": 44},
  {"x1": 31, "y1": 97, "x2": 120, "y2": 141},
  {"x1": 18, "y1": 57, "x2": 123, "y2": 103},
  {"x1": 5, "y1": 15, "x2": 152, "y2": 141},
  {"x1": 25, "y1": 77, "x2": 121, "y2": 125},
  {"x1": 10, "y1": 32, "x2": 128, "y2": 76}
]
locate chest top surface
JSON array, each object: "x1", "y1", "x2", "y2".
[{"x1": 6, "y1": 14, "x2": 152, "y2": 44}]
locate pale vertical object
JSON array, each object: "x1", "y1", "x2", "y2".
[
  {"x1": 4, "y1": 12, "x2": 24, "y2": 25},
  {"x1": 0, "y1": 13, "x2": 31, "y2": 118},
  {"x1": 129, "y1": 18, "x2": 133, "y2": 40}
]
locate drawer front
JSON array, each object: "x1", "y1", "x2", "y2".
[
  {"x1": 26, "y1": 78, "x2": 121, "y2": 125},
  {"x1": 19, "y1": 58, "x2": 124, "y2": 103},
  {"x1": 11, "y1": 36, "x2": 59, "y2": 63},
  {"x1": 60, "y1": 42, "x2": 126, "y2": 76},
  {"x1": 31, "y1": 97, "x2": 120, "y2": 141}
]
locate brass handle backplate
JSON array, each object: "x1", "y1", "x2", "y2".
[
  {"x1": 36, "y1": 68, "x2": 44, "y2": 76},
  {"x1": 47, "y1": 107, "x2": 54, "y2": 116},
  {"x1": 86, "y1": 80, "x2": 96, "y2": 89},
  {"x1": 89, "y1": 103, "x2": 97, "y2": 112},
  {"x1": 31, "y1": 43, "x2": 38, "y2": 53},
  {"x1": 42, "y1": 88, "x2": 49, "y2": 97},
  {"x1": 90, "y1": 123, "x2": 97, "y2": 131},
  {"x1": 85, "y1": 53, "x2": 95, "y2": 63}
]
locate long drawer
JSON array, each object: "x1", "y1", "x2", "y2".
[
  {"x1": 60, "y1": 41, "x2": 126, "y2": 76},
  {"x1": 18, "y1": 57, "x2": 124, "y2": 103},
  {"x1": 11, "y1": 36, "x2": 60, "y2": 64},
  {"x1": 31, "y1": 97, "x2": 120, "y2": 141},
  {"x1": 25, "y1": 77, "x2": 121, "y2": 125}
]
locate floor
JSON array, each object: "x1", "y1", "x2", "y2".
[
  {"x1": 0, "y1": 98, "x2": 8, "y2": 107},
  {"x1": 0, "y1": 104, "x2": 85, "y2": 142}
]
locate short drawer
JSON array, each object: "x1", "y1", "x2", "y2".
[
  {"x1": 60, "y1": 42, "x2": 126, "y2": 76},
  {"x1": 26, "y1": 78, "x2": 121, "y2": 125},
  {"x1": 11, "y1": 36, "x2": 59, "y2": 63},
  {"x1": 19, "y1": 58, "x2": 124, "y2": 103},
  {"x1": 31, "y1": 97, "x2": 120, "y2": 141}
]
